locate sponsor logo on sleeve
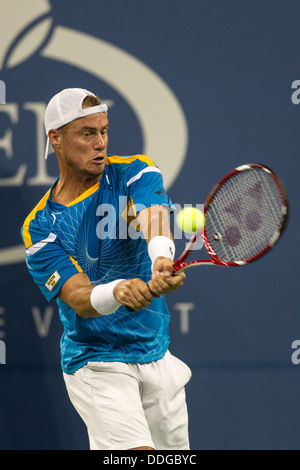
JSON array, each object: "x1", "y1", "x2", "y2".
[{"x1": 45, "y1": 271, "x2": 61, "y2": 291}]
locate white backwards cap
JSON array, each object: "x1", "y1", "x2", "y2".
[{"x1": 44, "y1": 88, "x2": 108, "y2": 159}]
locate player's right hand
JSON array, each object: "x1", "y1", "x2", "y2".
[
  {"x1": 113, "y1": 278, "x2": 154, "y2": 311},
  {"x1": 148, "y1": 257, "x2": 186, "y2": 296}
]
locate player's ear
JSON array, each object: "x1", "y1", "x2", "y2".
[{"x1": 48, "y1": 129, "x2": 62, "y2": 149}]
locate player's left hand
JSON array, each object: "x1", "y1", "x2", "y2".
[{"x1": 148, "y1": 257, "x2": 186, "y2": 296}]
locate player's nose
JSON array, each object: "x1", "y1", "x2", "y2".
[{"x1": 94, "y1": 132, "x2": 105, "y2": 149}]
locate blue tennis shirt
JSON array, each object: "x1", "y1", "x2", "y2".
[{"x1": 21, "y1": 155, "x2": 174, "y2": 373}]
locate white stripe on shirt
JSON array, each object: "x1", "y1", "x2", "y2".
[
  {"x1": 126, "y1": 167, "x2": 161, "y2": 187},
  {"x1": 26, "y1": 232, "x2": 57, "y2": 256}
]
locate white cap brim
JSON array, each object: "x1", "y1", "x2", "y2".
[{"x1": 44, "y1": 137, "x2": 55, "y2": 160}]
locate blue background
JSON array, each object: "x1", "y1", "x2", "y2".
[{"x1": 0, "y1": 0, "x2": 299, "y2": 450}]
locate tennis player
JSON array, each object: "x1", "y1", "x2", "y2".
[{"x1": 21, "y1": 88, "x2": 191, "y2": 450}]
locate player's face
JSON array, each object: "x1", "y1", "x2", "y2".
[{"x1": 59, "y1": 112, "x2": 109, "y2": 178}]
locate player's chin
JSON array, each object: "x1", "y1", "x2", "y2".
[{"x1": 87, "y1": 160, "x2": 106, "y2": 175}]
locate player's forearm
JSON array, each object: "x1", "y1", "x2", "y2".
[
  {"x1": 60, "y1": 284, "x2": 99, "y2": 318},
  {"x1": 59, "y1": 273, "x2": 154, "y2": 317},
  {"x1": 137, "y1": 205, "x2": 173, "y2": 243},
  {"x1": 58, "y1": 273, "x2": 100, "y2": 318}
]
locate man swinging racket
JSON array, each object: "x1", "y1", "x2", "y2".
[{"x1": 21, "y1": 88, "x2": 191, "y2": 450}]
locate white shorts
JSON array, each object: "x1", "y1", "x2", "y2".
[{"x1": 63, "y1": 350, "x2": 192, "y2": 450}]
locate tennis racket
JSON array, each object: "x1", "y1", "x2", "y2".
[{"x1": 172, "y1": 163, "x2": 288, "y2": 274}]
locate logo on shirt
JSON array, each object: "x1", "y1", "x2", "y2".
[
  {"x1": 155, "y1": 189, "x2": 168, "y2": 199},
  {"x1": 45, "y1": 271, "x2": 61, "y2": 291}
]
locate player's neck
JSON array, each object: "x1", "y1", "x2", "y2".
[{"x1": 52, "y1": 172, "x2": 101, "y2": 205}]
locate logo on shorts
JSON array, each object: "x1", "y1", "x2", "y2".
[{"x1": 45, "y1": 271, "x2": 61, "y2": 291}]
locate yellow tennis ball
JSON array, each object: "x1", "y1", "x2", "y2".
[{"x1": 176, "y1": 207, "x2": 205, "y2": 233}]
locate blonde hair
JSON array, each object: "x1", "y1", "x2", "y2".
[
  {"x1": 58, "y1": 94, "x2": 102, "y2": 132},
  {"x1": 82, "y1": 94, "x2": 101, "y2": 108}
]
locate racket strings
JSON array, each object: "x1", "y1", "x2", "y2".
[{"x1": 205, "y1": 169, "x2": 285, "y2": 262}]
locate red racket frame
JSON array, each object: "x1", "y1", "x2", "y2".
[{"x1": 173, "y1": 164, "x2": 288, "y2": 273}]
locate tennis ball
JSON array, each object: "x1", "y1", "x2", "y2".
[{"x1": 176, "y1": 207, "x2": 205, "y2": 233}]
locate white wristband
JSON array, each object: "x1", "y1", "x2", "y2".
[
  {"x1": 90, "y1": 279, "x2": 125, "y2": 316},
  {"x1": 148, "y1": 236, "x2": 175, "y2": 272}
]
